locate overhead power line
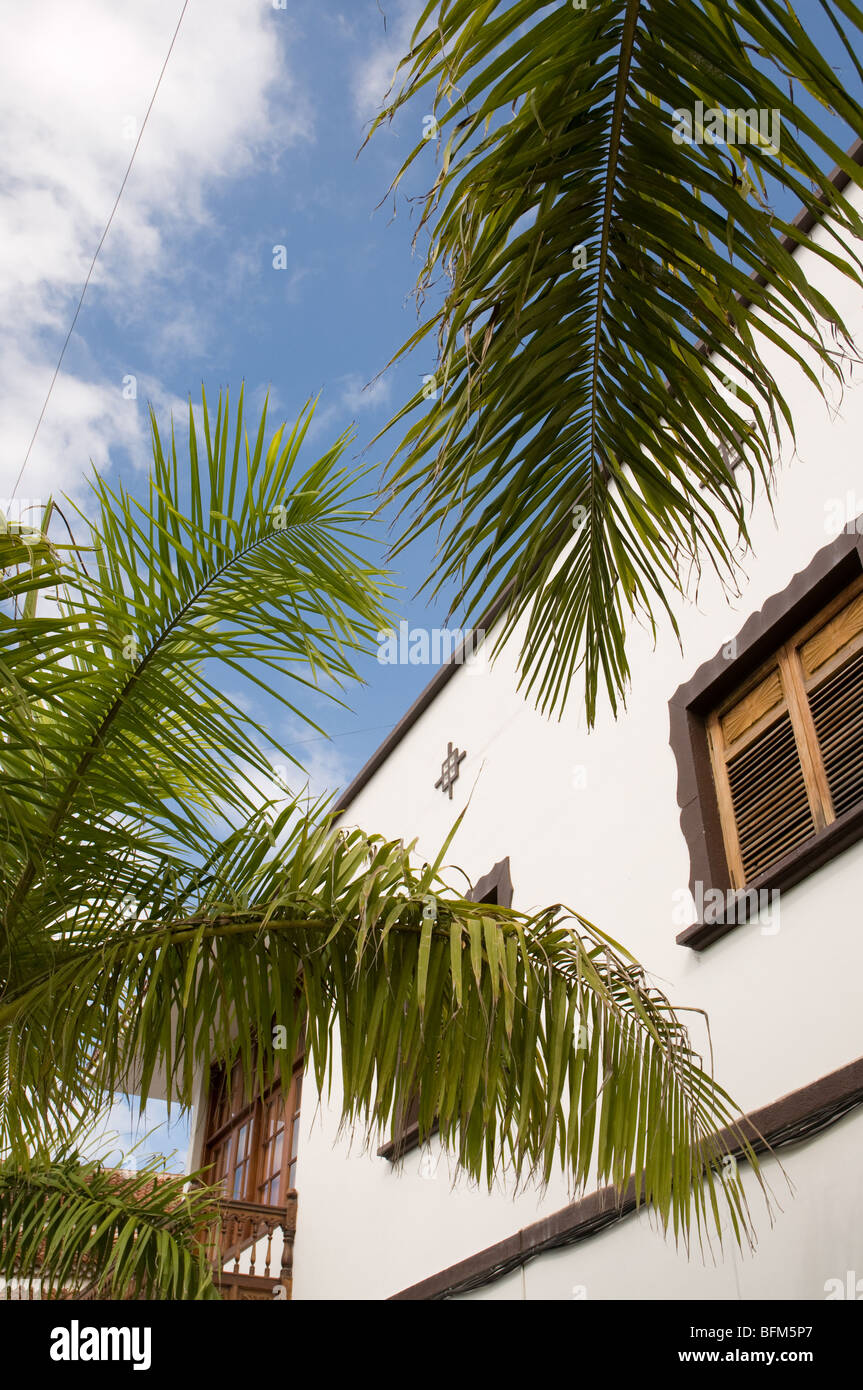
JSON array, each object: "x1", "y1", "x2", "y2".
[
  {"x1": 290, "y1": 722, "x2": 396, "y2": 749},
  {"x1": 11, "y1": 0, "x2": 191, "y2": 501}
]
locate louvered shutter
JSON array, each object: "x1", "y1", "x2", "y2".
[
  {"x1": 708, "y1": 665, "x2": 815, "y2": 887},
  {"x1": 799, "y1": 589, "x2": 863, "y2": 821},
  {"x1": 707, "y1": 578, "x2": 863, "y2": 890}
]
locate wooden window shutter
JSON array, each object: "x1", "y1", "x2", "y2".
[
  {"x1": 798, "y1": 589, "x2": 863, "y2": 820},
  {"x1": 708, "y1": 665, "x2": 815, "y2": 887},
  {"x1": 707, "y1": 577, "x2": 863, "y2": 890}
]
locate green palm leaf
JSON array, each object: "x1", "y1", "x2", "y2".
[
  {"x1": 0, "y1": 389, "x2": 392, "y2": 1158},
  {"x1": 1, "y1": 804, "x2": 766, "y2": 1262},
  {"x1": 371, "y1": 0, "x2": 863, "y2": 721},
  {"x1": 0, "y1": 1154, "x2": 219, "y2": 1300}
]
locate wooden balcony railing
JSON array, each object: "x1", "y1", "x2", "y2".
[
  {"x1": 1, "y1": 1278, "x2": 43, "y2": 1300},
  {"x1": 208, "y1": 1194, "x2": 297, "y2": 1301}
]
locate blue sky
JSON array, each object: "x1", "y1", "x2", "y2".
[
  {"x1": 4, "y1": 0, "x2": 862, "y2": 1166},
  {"x1": 86, "y1": 1095, "x2": 193, "y2": 1173}
]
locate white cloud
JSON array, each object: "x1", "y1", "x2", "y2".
[
  {"x1": 352, "y1": 0, "x2": 427, "y2": 122},
  {"x1": 83, "y1": 1095, "x2": 190, "y2": 1172},
  {"x1": 307, "y1": 369, "x2": 392, "y2": 440},
  {"x1": 0, "y1": 0, "x2": 311, "y2": 507},
  {"x1": 341, "y1": 371, "x2": 392, "y2": 412},
  {"x1": 255, "y1": 721, "x2": 353, "y2": 813},
  {"x1": 291, "y1": 737, "x2": 353, "y2": 805}
]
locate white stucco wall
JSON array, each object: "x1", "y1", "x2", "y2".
[
  {"x1": 459, "y1": 1106, "x2": 863, "y2": 1301},
  {"x1": 285, "y1": 180, "x2": 863, "y2": 1299}
]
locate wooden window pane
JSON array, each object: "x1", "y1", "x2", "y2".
[
  {"x1": 205, "y1": 1045, "x2": 304, "y2": 1209},
  {"x1": 726, "y1": 715, "x2": 814, "y2": 880},
  {"x1": 800, "y1": 590, "x2": 863, "y2": 679},
  {"x1": 808, "y1": 646, "x2": 863, "y2": 819},
  {"x1": 720, "y1": 667, "x2": 784, "y2": 748},
  {"x1": 232, "y1": 1162, "x2": 247, "y2": 1200}
]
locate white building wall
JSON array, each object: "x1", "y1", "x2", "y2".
[
  {"x1": 288, "y1": 183, "x2": 863, "y2": 1299},
  {"x1": 460, "y1": 1107, "x2": 863, "y2": 1302}
]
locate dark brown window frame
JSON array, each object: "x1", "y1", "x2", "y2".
[
  {"x1": 377, "y1": 857, "x2": 514, "y2": 1161},
  {"x1": 203, "y1": 1047, "x2": 304, "y2": 1205},
  {"x1": 670, "y1": 524, "x2": 863, "y2": 950}
]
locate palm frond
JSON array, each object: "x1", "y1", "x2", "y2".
[
  {"x1": 371, "y1": 0, "x2": 863, "y2": 721},
  {"x1": 0, "y1": 388, "x2": 393, "y2": 970},
  {"x1": 3, "y1": 805, "x2": 765, "y2": 1255},
  {"x1": 0, "y1": 1154, "x2": 219, "y2": 1300}
]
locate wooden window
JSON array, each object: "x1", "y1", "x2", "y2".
[
  {"x1": 204, "y1": 1049, "x2": 303, "y2": 1206},
  {"x1": 708, "y1": 577, "x2": 863, "y2": 888},
  {"x1": 286, "y1": 1072, "x2": 302, "y2": 1193}
]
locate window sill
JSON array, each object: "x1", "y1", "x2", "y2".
[
  {"x1": 377, "y1": 1118, "x2": 439, "y2": 1163},
  {"x1": 676, "y1": 799, "x2": 863, "y2": 949}
]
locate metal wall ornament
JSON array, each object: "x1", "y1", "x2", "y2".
[{"x1": 435, "y1": 741, "x2": 466, "y2": 798}]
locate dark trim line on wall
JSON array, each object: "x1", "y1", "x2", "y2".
[
  {"x1": 389, "y1": 1056, "x2": 863, "y2": 1300},
  {"x1": 377, "y1": 1114, "x2": 439, "y2": 1165},
  {"x1": 720, "y1": 137, "x2": 863, "y2": 321},
  {"x1": 669, "y1": 526, "x2": 863, "y2": 950}
]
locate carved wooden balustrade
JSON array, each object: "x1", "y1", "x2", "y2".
[
  {"x1": 1, "y1": 1279, "x2": 43, "y2": 1300},
  {"x1": 209, "y1": 1194, "x2": 297, "y2": 1301}
]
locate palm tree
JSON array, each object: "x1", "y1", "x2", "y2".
[
  {"x1": 1, "y1": 391, "x2": 760, "y2": 1298},
  {"x1": 371, "y1": 0, "x2": 863, "y2": 722}
]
